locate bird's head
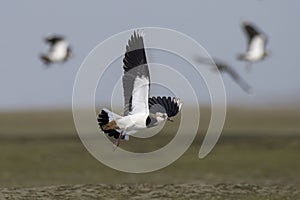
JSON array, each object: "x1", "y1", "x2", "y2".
[{"x1": 155, "y1": 112, "x2": 168, "y2": 123}]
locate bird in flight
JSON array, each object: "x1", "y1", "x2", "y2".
[
  {"x1": 97, "y1": 31, "x2": 182, "y2": 148},
  {"x1": 238, "y1": 21, "x2": 269, "y2": 71},
  {"x1": 40, "y1": 34, "x2": 72, "y2": 66},
  {"x1": 195, "y1": 56, "x2": 253, "y2": 94}
]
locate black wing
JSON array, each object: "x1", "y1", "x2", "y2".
[
  {"x1": 196, "y1": 56, "x2": 252, "y2": 94},
  {"x1": 44, "y1": 35, "x2": 65, "y2": 46},
  {"x1": 148, "y1": 96, "x2": 182, "y2": 118},
  {"x1": 194, "y1": 56, "x2": 228, "y2": 72},
  {"x1": 242, "y1": 21, "x2": 261, "y2": 45},
  {"x1": 122, "y1": 31, "x2": 150, "y2": 116},
  {"x1": 225, "y1": 65, "x2": 252, "y2": 94}
]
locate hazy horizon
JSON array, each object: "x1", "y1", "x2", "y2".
[{"x1": 1, "y1": 1, "x2": 300, "y2": 111}]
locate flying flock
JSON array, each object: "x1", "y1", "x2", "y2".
[{"x1": 39, "y1": 21, "x2": 269, "y2": 148}]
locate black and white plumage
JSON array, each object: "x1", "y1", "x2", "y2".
[
  {"x1": 238, "y1": 21, "x2": 269, "y2": 70},
  {"x1": 196, "y1": 57, "x2": 252, "y2": 94},
  {"x1": 122, "y1": 32, "x2": 150, "y2": 117},
  {"x1": 97, "y1": 31, "x2": 182, "y2": 146},
  {"x1": 146, "y1": 96, "x2": 182, "y2": 127},
  {"x1": 98, "y1": 97, "x2": 182, "y2": 140},
  {"x1": 40, "y1": 34, "x2": 71, "y2": 65},
  {"x1": 148, "y1": 96, "x2": 182, "y2": 122}
]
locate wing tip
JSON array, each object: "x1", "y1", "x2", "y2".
[
  {"x1": 139, "y1": 29, "x2": 145, "y2": 37},
  {"x1": 149, "y1": 96, "x2": 183, "y2": 118},
  {"x1": 173, "y1": 97, "x2": 183, "y2": 112}
]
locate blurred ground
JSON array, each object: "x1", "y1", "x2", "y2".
[
  {"x1": 0, "y1": 107, "x2": 299, "y2": 199},
  {"x1": 1, "y1": 183, "x2": 299, "y2": 200}
]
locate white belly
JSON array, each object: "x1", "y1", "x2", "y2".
[
  {"x1": 246, "y1": 49, "x2": 264, "y2": 61},
  {"x1": 246, "y1": 36, "x2": 265, "y2": 62},
  {"x1": 48, "y1": 41, "x2": 68, "y2": 61},
  {"x1": 116, "y1": 114, "x2": 148, "y2": 131}
]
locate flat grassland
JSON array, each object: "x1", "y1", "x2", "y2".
[{"x1": 0, "y1": 107, "x2": 299, "y2": 199}]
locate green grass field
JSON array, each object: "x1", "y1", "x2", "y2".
[{"x1": 0, "y1": 107, "x2": 299, "y2": 199}]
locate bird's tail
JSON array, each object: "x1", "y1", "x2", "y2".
[
  {"x1": 97, "y1": 108, "x2": 119, "y2": 131},
  {"x1": 40, "y1": 54, "x2": 51, "y2": 65},
  {"x1": 97, "y1": 109, "x2": 129, "y2": 140}
]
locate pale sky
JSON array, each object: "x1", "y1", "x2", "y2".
[{"x1": 0, "y1": 1, "x2": 299, "y2": 110}]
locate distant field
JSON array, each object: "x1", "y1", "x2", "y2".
[
  {"x1": 0, "y1": 107, "x2": 299, "y2": 199},
  {"x1": 1, "y1": 106, "x2": 300, "y2": 137}
]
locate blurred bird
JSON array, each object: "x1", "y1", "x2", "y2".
[
  {"x1": 238, "y1": 21, "x2": 269, "y2": 71},
  {"x1": 195, "y1": 56, "x2": 253, "y2": 94},
  {"x1": 97, "y1": 31, "x2": 182, "y2": 148},
  {"x1": 40, "y1": 34, "x2": 71, "y2": 65}
]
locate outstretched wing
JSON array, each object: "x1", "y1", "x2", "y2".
[
  {"x1": 195, "y1": 56, "x2": 228, "y2": 72},
  {"x1": 148, "y1": 96, "x2": 182, "y2": 118},
  {"x1": 196, "y1": 56, "x2": 252, "y2": 94},
  {"x1": 122, "y1": 31, "x2": 150, "y2": 116},
  {"x1": 242, "y1": 22, "x2": 260, "y2": 44},
  {"x1": 225, "y1": 65, "x2": 252, "y2": 94},
  {"x1": 242, "y1": 21, "x2": 267, "y2": 51},
  {"x1": 45, "y1": 35, "x2": 65, "y2": 46}
]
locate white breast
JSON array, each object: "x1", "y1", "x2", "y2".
[
  {"x1": 247, "y1": 36, "x2": 265, "y2": 61},
  {"x1": 48, "y1": 41, "x2": 68, "y2": 61},
  {"x1": 116, "y1": 114, "x2": 148, "y2": 131}
]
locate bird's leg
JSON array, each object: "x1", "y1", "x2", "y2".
[
  {"x1": 115, "y1": 132, "x2": 123, "y2": 146},
  {"x1": 113, "y1": 131, "x2": 124, "y2": 151}
]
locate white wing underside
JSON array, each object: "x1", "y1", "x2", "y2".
[
  {"x1": 130, "y1": 75, "x2": 150, "y2": 115},
  {"x1": 247, "y1": 36, "x2": 265, "y2": 59},
  {"x1": 116, "y1": 75, "x2": 150, "y2": 131}
]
